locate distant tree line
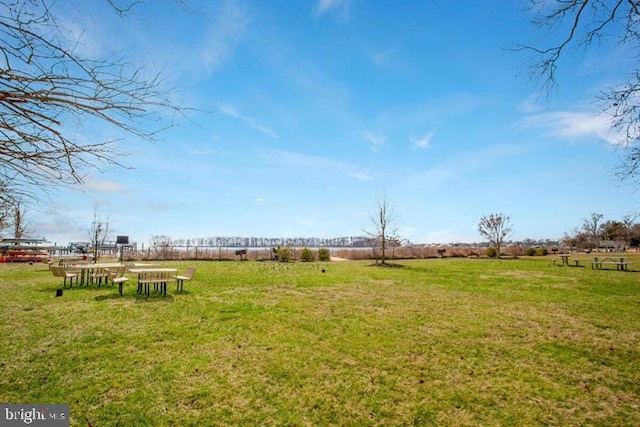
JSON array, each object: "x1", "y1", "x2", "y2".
[
  {"x1": 125, "y1": 210, "x2": 640, "y2": 261},
  {"x1": 157, "y1": 235, "x2": 373, "y2": 249}
]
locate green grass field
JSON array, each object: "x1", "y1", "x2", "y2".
[{"x1": 1, "y1": 256, "x2": 639, "y2": 426}]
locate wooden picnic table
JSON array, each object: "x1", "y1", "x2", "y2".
[
  {"x1": 552, "y1": 255, "x2": 581, "y2": 267},
  {"x1": 591, "y1": 257, "x2": 629, "y2": 271},
  {"x1": 68, "y1": 262, "x2": 124, "y2": 285}
]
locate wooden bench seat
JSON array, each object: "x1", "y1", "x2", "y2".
[
  {"x1": 137, "y1": 271, "x2": 176, "y2": 296},
  {"x1": 106, "y1": 267, "x2": 129, "y2": 296}
]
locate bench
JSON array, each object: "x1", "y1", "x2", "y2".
[
  {"x1": 127, "y1": 268, "x2": 177, "y2": 295},
  {"x1": 106, "y1": 267, "x2": 129, "y2": 296},
  {"x1": 137, "y1": 271, "x2": 176, "y2": 296}
]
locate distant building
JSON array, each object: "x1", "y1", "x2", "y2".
[{"x1": 598, "y1": 240, "x2": 626, "y2": 252}]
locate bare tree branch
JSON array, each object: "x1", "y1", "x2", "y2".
[
  {"x1": 520, "y1": 0, "x2": 640, "y2": 184},
  {"x1": 0, "y1": 0, "x2": 184, "y2": 202}
]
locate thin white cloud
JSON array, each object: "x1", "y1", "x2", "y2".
[
  {"x1": 255, "y1": 198, "x2": 265, "y2": 205},
  {"x1": 219, "y1": 105, "x2": 277, "y2": 138},
  {"x1": 407, "y1": 143, "x2": 530, "y2": 190},
  {"x1": 518, "y1": 94, "x2": 545, "y2": 114},
  {"x1": 363, "y1": 132, "x2": 386, "y2": 151},
  {"x1": 81, "y1": 180, "x2": 127, "y2": 193},
  {"x1": 314, "y1": 0, "x2": 351, "y2": 19},
  {"x1": 201, "y1": 1, "x2": 250, "y2": 72},
  {"x1": 357, "y1": 39, "x2": 398, "y2": 69},
  {"x1": 33, "y1": 214, "x2": 88, "y2": 242},
  {"x1": 315, "y1": 0, "x2": 337, "y2": 15},
  {"x1": 519, "y1": 110, "x2": 621, "y2": 144},
  {"x1": 262, "y1": 148, "x2": 371, "y2": 181},
  {"x1": 348, "y1": 172, "x2": 374, "y2": 182},
  {"x1": 411, "y1": 132, "x2": 434, "y2": 149}
]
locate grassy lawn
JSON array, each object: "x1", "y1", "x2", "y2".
[{"x1": 1, "y1": 256, "x2": 639, "y2": 426}]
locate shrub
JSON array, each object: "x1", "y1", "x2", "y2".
[
  {"x1": 318, "y1": 248, "x2": 331, "y2": 262},
  {"x1": 275, "y1": 246, "x2": 292, "y2": 262},
  {"x1": 526, "y1": 248, "x2": 537, "y2": 256},
  {"x1": 535, "y1": 247, "x2": 548, "y2": 256},
  {"x1": 485, "y1": 247, "x2": 497, "y2": 258},
  {"x1": 300, "y1": 247, "x2": 315, "y2": 262}
]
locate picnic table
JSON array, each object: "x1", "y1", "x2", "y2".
[
  {"x1": 552, "y1": 255, "x2": 581, "y2": 267},
  {"x1": 591, "y1": 257, "x2": 629, "y2": 271},
  {"x1": 68, "y1": 262, "x2": 124, "y2": 285}
]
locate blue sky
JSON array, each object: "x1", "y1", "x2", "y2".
[{"x1": 31, "y1": 0, "x2": 638, "y2": 246}]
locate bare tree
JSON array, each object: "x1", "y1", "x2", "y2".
[
  {"x1": 89, "y1": 209, "x2": 110, "y2": 262},
  {"x1": 621, "y1": 212, "x2": 637, "y2": 246},
  {"x1": 150, "y1": 235, "x2": 173, "y2": 260},
  {"x1": 478, "y1": 213, "x2": 513, "y2": 258},
  {"x1": 366, "y1": 191, "x2": 399, "y2": 265},
  {"x1": 582, "y1": 212, "x2": 603, "y2": 249},
  {"x1": 519, "y1": 0, "x2": 640, "y2": 184},
  {"x1": 0, "y1": 197, "x2": 30, "y2": 238},
  {"x1": 562, "y1": 226, "x2": 591, "y2": 251},
  {"x1": 12, "y1": 201, "x2": 30, "y2": 239},
  {"x1": 0, "y1": 0, "x2": 182, "y2": 203},
  {"x1": 0, "y1": 200, "x2": 11, "y2": 238}
]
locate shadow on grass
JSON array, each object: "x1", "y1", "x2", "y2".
[
  {"x1": 42, "y1": 284, "x2": 120, "y2": 293},
  {"x1": 95, "y1": 293, "x2": 176, "y2": 303},
  {"x1": 368, "y1": 262, "x2": 407, "y2": 268},
  {"x1": 44, "y1": 284, "x2": 184, "y2": 302}
]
